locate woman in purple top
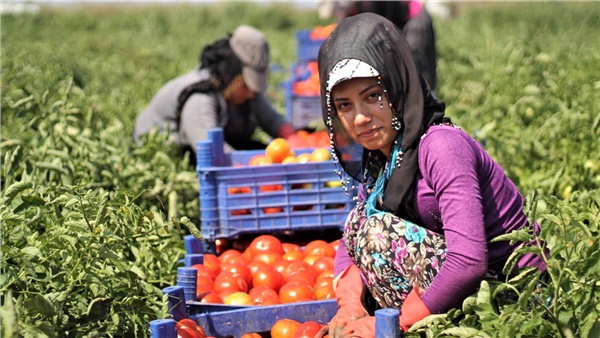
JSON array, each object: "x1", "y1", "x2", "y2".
[{"x1": 315, "y1": 13, "x2": 547, "y2": 337}]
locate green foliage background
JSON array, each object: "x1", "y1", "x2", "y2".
[{"x1": 1, "y1": 2, "x2": 599, "y2": 337}]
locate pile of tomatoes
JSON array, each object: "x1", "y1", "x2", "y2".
[
  {"x1": 192, "y1": 234, "x2": 337, "y2": 306},
  {"x1": 247, "y1": 133, "x2": 331, "y2": 167},
  {"x1": 174, "y1": 234, "x2": 338, "y2": 337}
]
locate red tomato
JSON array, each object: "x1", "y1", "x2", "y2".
[
  {"x1": 253, "y1": 252, "x2": 283, "y2": 266},
  {"x1": 312, "y1": 257, "x2": 334, "y2": 275},
  {"x1": 302, "y1": 254, "x2": 321, "y2": 266},
  {"x1": 272, "y1": 259, "x2": 292, "y2": 274},
  {"x1": 263, "y1": 206, "x2": 284, "y2": 213},
  {"x1": 279, "y1": 282, "x2": 316, "y2": 303},
  {"x1": 304, "y1": 242, "x2": 336, "y2": 258},
  {"x1": 190, "y1": 264, "x2": 216, "y2": 281},
  {"x1": 254, "y1": 293, "x2": 282, "y2": 306},
  {"x1": 282, "y1": 242, "x2": 303, "y2": 254},
  {"x1": 282, "y1": 251, "x2": 304, "y2": 262},
  {"x1": 231, "y1": 209, "x2": 251, "y2": 216},
  {"x1": 241, "y1": 334, "x2": 262, "y2": 338},
  {"x1": 304, "y1": 240, "x2": 328, "y2": 254},
  {"x1": 287, "y1": 271, "x2": 315, "y2": 286},
  {"x1": 176, "y1": 318, "x2": 206, "y2": 338},
  {"x1": 315, "y1": 284, "x2": 335, "y2": 300},
  {"x1": 247, "y1": 260, "x2": 270, "y2": 275},
  {"x1": 271, "y1": 319, "x2": 302, "y2": 338},
  {"x1": 223, "y1": 291, "x2": 255, "y2": 306},
  {"x1": 213, "y1": 272, "x2": 248, "y2": 293},
  {"x1": 252, "y1": 266, "x2": 285, "y2": 293},
  {"x1": 316, "y1": 270, "x2": 335, "y2": 281},
  {"x1": 293, "y1": 321, "x2": 323, "y2": 338},
  {"x1": 202, "y1": 254, "x2": 221, "y2": 276},
  {"x1": 313, "y1": 276, "x2": 333, "y2": 290},
  {"x1": 199, "y1": 292, "x2": 223, "y2": 304},
  {"x1": 248, "y1": 285, "x2": 279, "y2": 299},
  {"x1": 219, "y1": 249, "x2": 249, "y2": 265},
  {"x1": 196, "y1": 278, "x2": 214, "y2": 299},
  {"x1": 282, "y1": 261, "x2": 317, "y2": 282},
  {"x1": 221, "y1": 262, "x2": 253, "y2": 287},
  {"x1": 248, "y1": 234, "x2": 284, "y2": 257},
  {"x1": 218, "y1": 288, "x2": 239, "y2": 300},
  {"x1": 242, "y1": 248, "x2": 253, "y2": 261},
  {"x1": 249, "y1": 285, "x2": 281, "y2": 305},
  {"x1": 228, "y1": 186, "x2": 251, "y2": 194},
  {"x1": 329, "y1": 239, "x2": 341, "y2": 252}
]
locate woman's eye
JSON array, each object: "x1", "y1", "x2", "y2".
[
  {"x1": 366, "y1": 92, "x2": 379, "y2": 101},
  {"x1": 336, "y1": 102, "x2": 350, "y2": 111}
]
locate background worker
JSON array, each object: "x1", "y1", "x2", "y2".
[
  {"x1": 133, "y1": 25, "x2": 295, "y2": 165},
  {"x1": 319, "y1": 0, "x2": 438, "y2": 92}
]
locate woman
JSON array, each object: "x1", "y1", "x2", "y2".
[
  {"x1": 133, "y1": 25, "x2": 294, "y2": 165},
  {"x1": 316, "y1": 13, "x2": 547, "y2": 337}
]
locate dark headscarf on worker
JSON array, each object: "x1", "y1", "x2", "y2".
[
  {"x1": 175, "y1": 25, "x2": 270, "y2": 131},
  {"x1": 318, "y1": 12, "x2": 448, "y2": 224}
]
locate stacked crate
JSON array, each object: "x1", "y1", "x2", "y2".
[
  {"x1": 285, "y1": 26, "x2": 335, "y2": 130},
  {"x1": 196, "y1": 128, "x2": 355, "y2": 247},
  {"x1": 148, "y1": 128, "x2": 367, "y2": 337}
]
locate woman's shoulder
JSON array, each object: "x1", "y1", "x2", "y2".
[
  {"x1": 420, "y1": 124, "x2": 469, "y2": 146},
  {"x1": 418, "y1": 124, "x2": 481, "y2": 167}
]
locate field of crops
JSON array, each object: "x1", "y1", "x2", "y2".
[{"x1": 2, "y1": 2, "x2": 599, "y2": 337}]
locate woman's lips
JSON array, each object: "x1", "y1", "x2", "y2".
[{"x1": 358, "y1": 127, "x2": 380, "y2": 139}]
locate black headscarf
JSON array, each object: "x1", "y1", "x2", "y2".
[{"x1": 318, "y1": 13, "x2": 447, "y2": 224}]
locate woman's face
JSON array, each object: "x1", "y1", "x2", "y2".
[
  {"x1": 332, "y1": 77, "x2": 397, "y2": 156},
  {"x1": 226, "y1": 77, "x2": 256, "y2": 106}
]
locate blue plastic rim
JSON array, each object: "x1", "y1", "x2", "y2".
[
  {"x1": 184, "y1": 234, "x2": 204, "y2": 254},
  {"x1": 149, "y1": 319, "x2": 177, "y2": 338},
  {"x1": 162, "y1": 286, "x2": 187, "y2": 321},
  {"x1": 176, "y1": 267, "x2": 198, "y2": 303},
  {"x1": 185, "y1": 254, "x2": 205, "y2": 267}
]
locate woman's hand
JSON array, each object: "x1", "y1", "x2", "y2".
[
  {"x1": 314, "y1": 313, "x2": 371, "y2": 338},
  {"x1": 339, "y1": 316, "x2": 375, "y2": 337},
  {"x1": 314, "y1": 265, "x2": 369, "y2": 337},
  {"x1": 399, "y1": 286, "x2": 431, "y2": 331}
]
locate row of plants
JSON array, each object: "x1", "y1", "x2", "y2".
[{"x1": 1, "y1": 2, "x2": 599, "y2": 337}]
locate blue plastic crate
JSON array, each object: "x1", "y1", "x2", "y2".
[
  {"x1": 196, "y1": 128, "x2": 357, "y2": 243},
  {"x1": 150, "y1": 285, "x2": 401, "y2": 337},
  {"x1": 295, "y1": 29, "x2": 325, "y2": 63},
  {"x1": 283, "y1": 79, "x2": 322, "y2": 130}
]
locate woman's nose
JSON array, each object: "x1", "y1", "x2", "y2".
[{"x1": 354, "y1": 106, "x2": 371, "y2": 126}]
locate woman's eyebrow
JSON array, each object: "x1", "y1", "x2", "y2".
[
  {"x1": 333, "y1": 82, "x2": 380, "y2": 102},
  {"x1": 359, "y1": 83, "x2": 380, "y2": 95}
]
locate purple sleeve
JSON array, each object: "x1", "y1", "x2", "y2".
[
  {"x1": 418, "y1": 129, "x2": 489, "y2": 314},
  {"x1": 333, "y1": 241, "x2": 353, "y2": 277},
  {"x1": 332, "y1": 183, "x2": 366, "y2": 277}
]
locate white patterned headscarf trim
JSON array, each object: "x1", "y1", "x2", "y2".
[{"x1": 326, "y1": 59, "x2": 380, "y2": 92}]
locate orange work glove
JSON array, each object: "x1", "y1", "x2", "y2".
[
  {"x1": 315, "y1": 265, "x2": 369, "y2": 338},
  {"x1": 399, "y1": 286, "x2": 431, "y2": 332},
  {"x1": 339, "y1": 316, "x2": 375, "y2": 337}
]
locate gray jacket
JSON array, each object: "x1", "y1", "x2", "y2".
[{"x1": 134, "y1": 68, "x2": 288, "y2": 152}]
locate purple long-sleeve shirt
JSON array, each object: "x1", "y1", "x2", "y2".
[{"x1": 334, "y1": 124, "x2": 546, "y2": 314}]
